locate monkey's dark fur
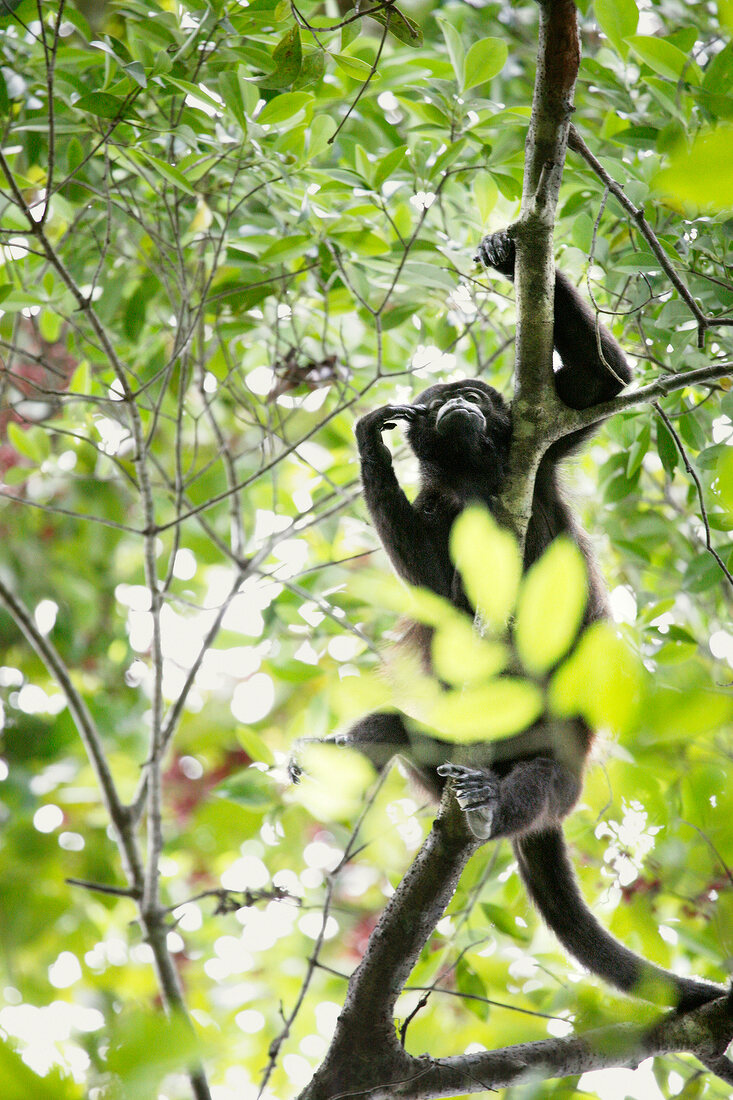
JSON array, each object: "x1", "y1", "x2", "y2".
[{"x1": 329, "y1": 231, "x2": 724, "y2": 1011}]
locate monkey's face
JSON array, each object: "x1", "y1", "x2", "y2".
[{"x1": 407, "y1": 380, "x2": 511, "y2": 489}]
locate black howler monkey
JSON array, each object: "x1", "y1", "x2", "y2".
[{"x1": 333, "y1": 231, "x2": 723, "y2": 1011}]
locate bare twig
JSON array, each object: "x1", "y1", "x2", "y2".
[
  {"x1": 568, "y1": 125, "x2": 733, "y2": 347},
  {"x1": 652, "y1": 401, "x2": 733, "y2": 589}
]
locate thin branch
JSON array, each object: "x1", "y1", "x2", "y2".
[
  {"x1": 66, "y1": 878, "x2": 141, "y2": 899},
  {"x1": 327, "y1": 13, "x2": 390, "y2": 145},
  {"x1": 0, "y1": 577, "x2": 132, "y2": 851},
  {"x1": 568, "y1": 125, "x2": 733, "y2": 347},
  {"x1": 259, "y1": 770, "x2": 391, "y2": 1097},
  {"x1": 559, "y1": 360, "x2": 732, "y2": 434},
  {"x1": 652, "y1": 401, "x2": 733, "y2": 588}
]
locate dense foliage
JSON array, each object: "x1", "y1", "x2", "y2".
[{"x1": 0, "y1": 0, "x2": 731, "y2": 1096}]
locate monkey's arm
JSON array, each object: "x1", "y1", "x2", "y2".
[
  {"x1": 476, "y1": 231, "x2": 632, "y2": 409},
  {"x1": 356, "y1": 406, "x2": 451, "y2": 595},
  {"x1": 552, "y1": 270, "x2": 632, "y2": 407}
]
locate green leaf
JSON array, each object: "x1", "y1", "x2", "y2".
[
  {"x1": 257, "y1": 91, "x2": 313, "y2": 125},
  {"x1": 332, "y1": 53, "x2": 373, "y2": 79},
  {"x1": 216, "y1": 767, "x2": 275, "y2": 809},
  {"x1": 39, "y1": 310, "x2": 62, "y2": 343},
  {"x1": 653, "y1": 127, "x2": 733, "y2": 212},
  {"x1": 271, "y1": 24, "x2": 302, "y2": 87},
  {"x1": 0, "y1": 1035, "x2": 74, "y2": 1100},
  {"x1": 684, "y1": 553, "x2": 724, "y2": 594},
  {"x1": 656, "y1": 417, "x2": 678, "y2": 476},
  {"x1": 461, "y1": 37, "x2": 508, "y2": 92},
  {"x1": 308, "y1": 114, "x2": 336, "y2": 159},
  {"x1": 0, "y1": 69, "x2": 9, "y2": 116},
  {"x1": 219, "y1": 71, "x2": 248, "y2": 130},
  {"x1": 430, "y1": 138, "x2": 468, "y2": 178},
  {"x1": 123, "y1": 283, "x2": 149, "y2": 341},
  {"x1": 651, "y1": 685, "x2": 733, "y2": 739},
  {"x1": 594, "y1": 0, "x2": 638, "y2": 57},
  {"x1": 373, "y1": 144, "x2": 407, "y2": 189},
  {"x1": 3, "y1": 467, "x2": 31, "y2": 486},
  {"x1": 627, "y1": 35, "x2": 702, "y2": 84},
  {"x1": 370, "y1": 5, "x2": 423, "y2": 48},
  {"x1": 138, "y1": 151, "x2": 196, "y2": 195},
  {"x1": 400, "y1": 261, "x2": 456, "y2": 291},
  {"x1": 124, "y1": 61, "x2": 147, "y2": 88},
  {"x1": 295, "y1": 48, "x2": 326, "y2": 89},
  {"x1": 473, "y1": 172, "x2": 498, "y2": 223},
  {"x1": 450, "y1": 506, "x2": 522, "y2": 632},
  {"x1": 68, "y1": 360, "x2": 91, "y2": 395},
  {"x1": 626, "y1": 422, "x2": 651, "y2": 477},
  {"x1": 106, "y1": 1010, "x2": 204, "y2": 1092},
  {"x1": 480, "y1": 902, "x2": 531, "y2": 942},
  {"x1": 74, "y1": 92, "x2": 126, "y2": 119},
  {"x1": 162, "y1": 75, "x2": 223, "y2": 111},
  {"x1": 333, "y1": 229, "x2": 390, "y2": 255},
  {"x1": 260, "y1": 233, "x2": 312, "y2": 262},
  {"x1": 65, "y1": 136, "x2": 84, "y2": 176},
  {"x1": 293, "y1": 743, "x2": 375, "y2": 821},
  {"x1": 7, "y1": 423, "x2": 49, "y2": 464},
  {"x1": 514, "y1": 537, "x2": 588, "y2": 675},
  {"x1": 354, "y1": 144, "x2": 373, "y2": 184},
  {"x1": 455, "y1": 959, "x2": 490, "y2": 1019},
  {"x1": 435, "y1": 14, "x2": 464, "y2": 85}
]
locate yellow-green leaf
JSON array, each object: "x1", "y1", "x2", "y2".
[
  {"x1": 450, "y1": 506, "x2": 522, "y2": 633},
  {"x1": 428, "y1": 678, "x2": 544, "y2": 742},
  {"x1": 473, "y1": 172, "x2": 498, "y2": 223},
  {"x1": 8, "y1": 422, "x2": 49, "y2": 464},
  {"x1": 332, "y1": 53, "x2": 373, "y2": 80},
  {"x1": 653, "y1": 127, "x2": 733, "y2": 212},
  {"x1": 515, "y1": 537, "x2": 588, "y2": 674},
  {"x1": 550, "y1": 622, "x2": 643, "y2": 736},
  {"x1": 432, "y1": 619, "x2": 508, "y2": 686}
]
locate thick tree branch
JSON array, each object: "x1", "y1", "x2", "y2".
[
  {"x1": 297, "y1": 795, "x2": 480, "y2": 1099},
  {"x1": 497, "y1": 0, "x2": 580, "y2": 542},
  {"x1": 557, "y1": 360, "x2": 732, "y2": 432}
]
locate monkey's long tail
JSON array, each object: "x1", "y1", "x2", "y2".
[{"x1": 514, "y1": 827, "x2": 725, "y2": 1011}]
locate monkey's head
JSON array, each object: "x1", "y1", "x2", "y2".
[{"x1": 407, "y1": 379, "x2": 511, "y2": 493}]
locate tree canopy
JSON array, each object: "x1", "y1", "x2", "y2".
[{"x1": 0, "y1": 0, "x2": 732, "y2": 1097}]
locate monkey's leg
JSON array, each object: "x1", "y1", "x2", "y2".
[
  {"x1": 437, "y1": 760, "x2": 580, "y2": 841},
  {"x1": 288, "y1": 712, "x2": 410, "y2": 783},
  {"x1": 337, "y1": 711, "x2": 412, "y2": 769}
]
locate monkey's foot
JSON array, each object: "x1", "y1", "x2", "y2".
[
  {"x1": 474, "y1": 230, "x2": 515, "y2": 278},
  {"x1": 437, "y1": 763, "x2": 500, "y2": 841}
]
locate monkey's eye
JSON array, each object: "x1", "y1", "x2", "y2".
[
  {"x1": 429, "y1": 399, "x2": 442, "y2": 411},
  {"x1": 465, "y1": 392, "x2": 482, "y2": 403}
]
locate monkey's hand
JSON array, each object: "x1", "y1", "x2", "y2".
[
  {"x1": 357, "y1": 404, "x2": 424, "y2": 435},
  {"x1": 475, "y1": 230, "x2": 515, "y2": 279},
  {"x1": 437, "y1": 763, "x2": 500, "y2": 841},
  {"x1": 356, "y1": 404, "x2": 425, "y2": 462}
]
